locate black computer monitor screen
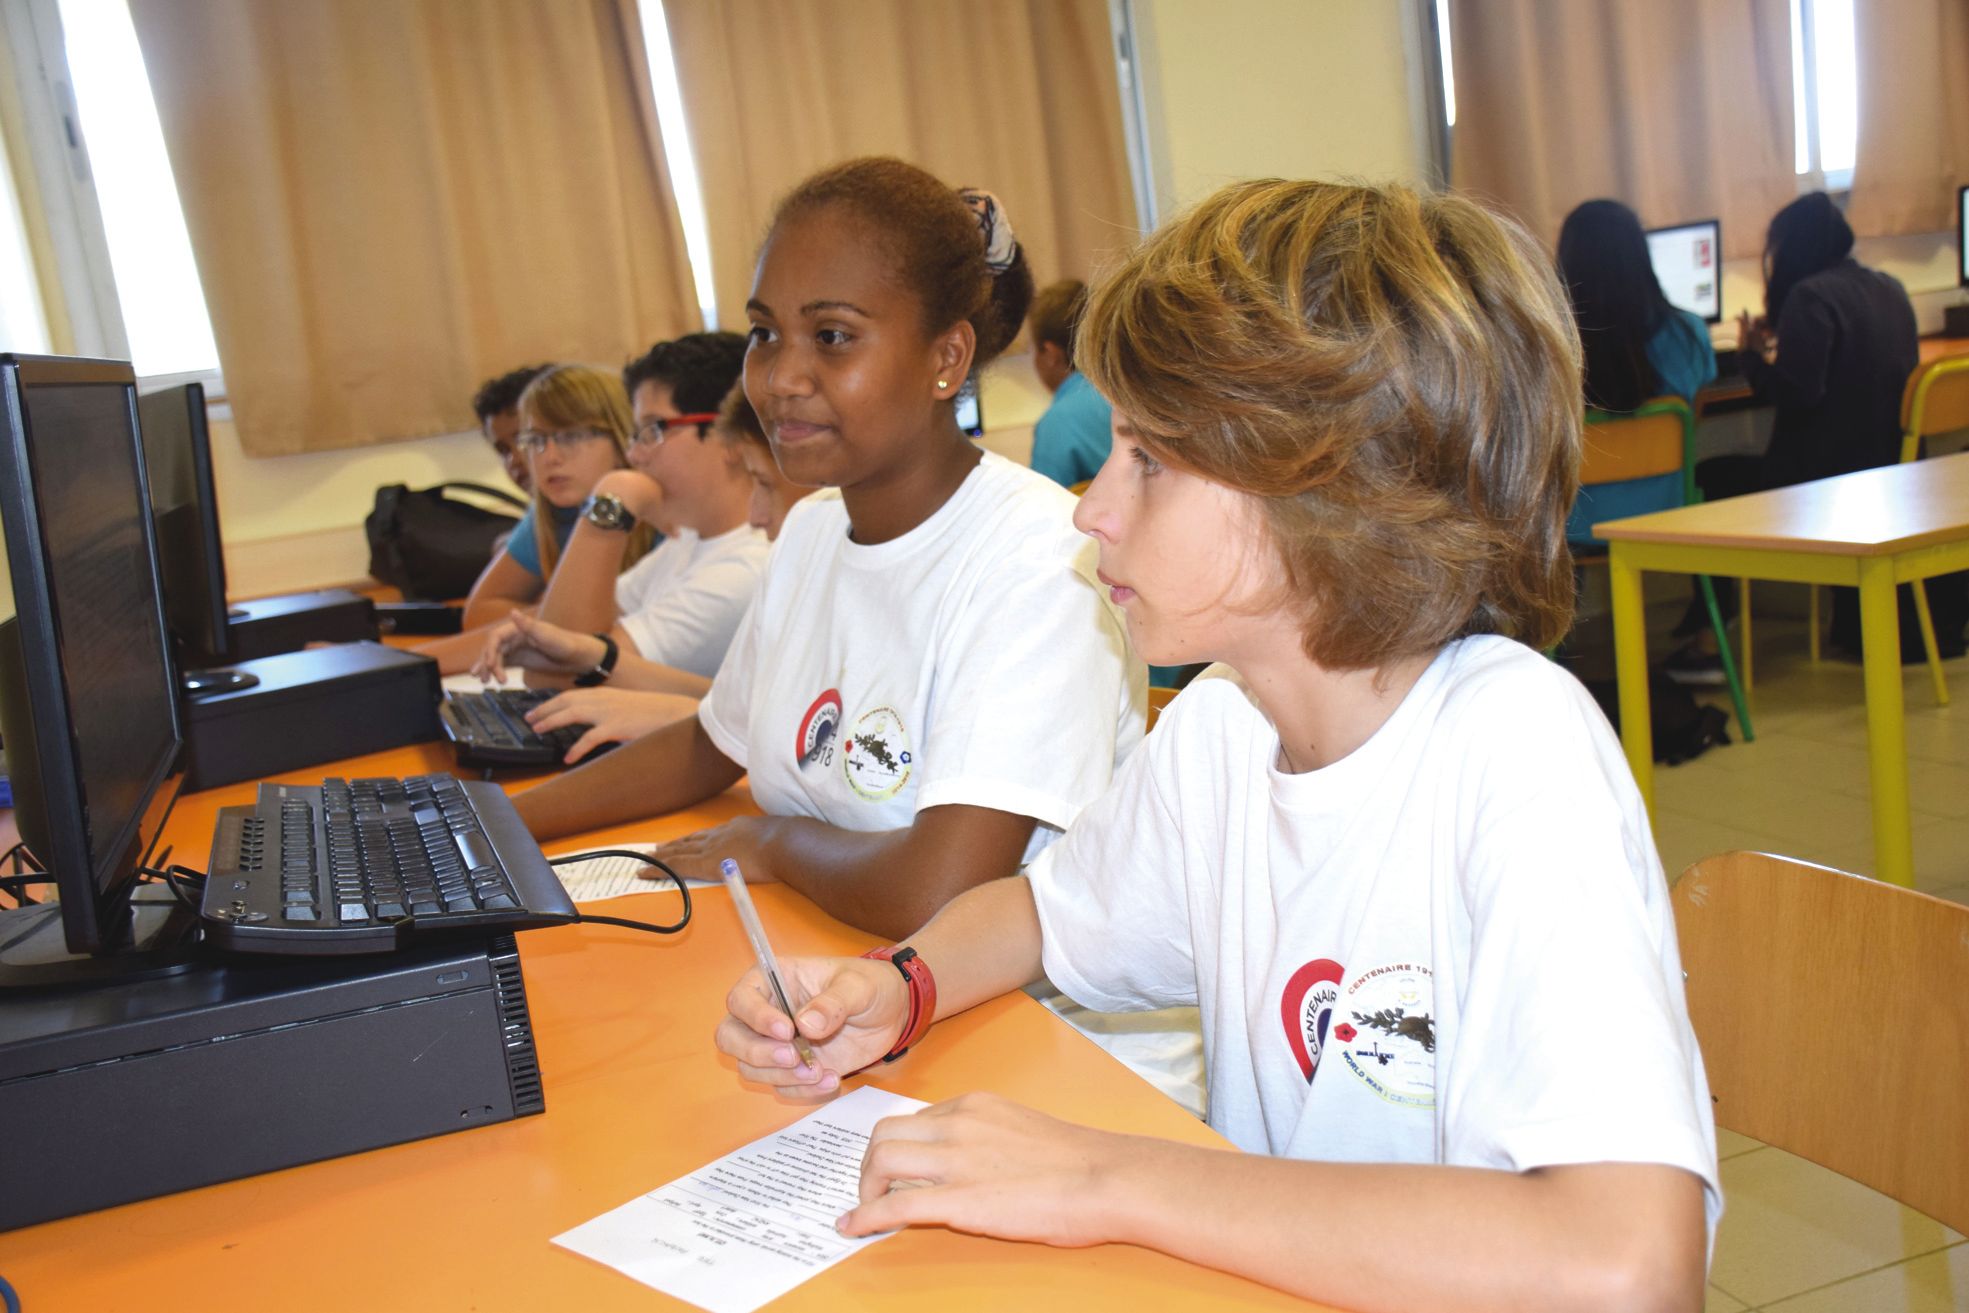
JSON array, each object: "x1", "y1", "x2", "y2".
[
  {"x1": 0, "y1": 356, "x2": 183, "y2": 954},
  {"x1": 954, "y1": 373, "x2": 983, "y2": 437},
  {"x1": 1957, "y1": 184, "x2": 1967, "y2": 287},
  {"x1": 138, "y1": 382, "x2": 230, "y2": 666},
  {"x1": 1645, "y1": 219, "x2": 1723, "y2": 324}
]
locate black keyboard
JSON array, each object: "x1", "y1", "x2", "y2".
[
  {"x1": 200, "y1": 774, "x2": 575, "y2": 954},
  {"x1": 439, "y1": 689, "x2": 598, "y2": 768}
]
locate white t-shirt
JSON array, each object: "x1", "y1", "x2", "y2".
[
  {"x1": 612, "y1": 523, "x2": 769, "y2": 679},
  {"x1": 1027, "y1": 636, "x2": 1722, "y2": 1238},
  {"x1": 698, "y1": 453, "x2": 1144, "y2": 860}
]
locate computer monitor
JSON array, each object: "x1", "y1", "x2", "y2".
[
  {"x1": 1957, "y1": 184, "x2": 1967, "y2": 287},
  {"x1": 137, "y1": 382, "x2": 255, "y2": 695},
  {"x1": 1645, "y1": 219, "x2": 1723, "y2": 324},
  {"x1": 954, "y1": 372, "x2": 984, "y2": 437},
  {"x1": 0, "y1": 354, "x2": 184, "y2": 956}
]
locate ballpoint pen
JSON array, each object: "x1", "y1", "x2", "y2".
[{"x1": 721, "y1": 857, "x2": 818, "y2": 1067}]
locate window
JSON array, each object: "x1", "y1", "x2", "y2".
[
  {"x1": 0, "y1": 123, "x2": 51, "y2": 353},
  {"x1": 53, "y1": 0, "x2": 218, "y2": 378},
  {"x1": 1434, "y1": 0, "x2": 1859, "y2": 194},
  {"x1": 634, "y1": 0, "x2": 717, "y2": 330},
  {"x1": 1792, "y1": 0, "x2": 1857, "y2": 191},
  {"x1": 3, "y1": 0, "x2": 218, "y2": 379}
]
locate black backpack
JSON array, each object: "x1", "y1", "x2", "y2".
[
  {"x1": 1584, "y1": 673, "x2": 1732, "y2": 766},
  {"x1": 365, "y1": 481, "x2": 526, "y2": 601}
]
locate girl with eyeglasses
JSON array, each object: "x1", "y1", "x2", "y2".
[
  {"x1": 421, "y1": 364, "x2": 657, "y2": 674},
  {"x1": 470, "y1": 383, "x2": 812, "y2": 763}
]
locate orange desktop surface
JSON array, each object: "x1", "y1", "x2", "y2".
[{"x1": 0, "y1": 743, "x2": 1315, "y2": 1311}]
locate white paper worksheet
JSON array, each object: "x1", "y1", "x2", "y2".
[
  {"x1": 554, "y1": 1086, "x2": 930, "y2": 1313},
  {"x1": 546, "y1": 843, "x2": 717, "y2": 903}
]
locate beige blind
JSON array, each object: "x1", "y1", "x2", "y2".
[
  {"x1": 132, "y1": 0, "x2": 699, "y2": 456},
  {"x1": 660, "y1": 0, "x2": 1137, "y2": 325},
  {"x1": 1449, "y1": 0, "x2": 1796, "y2": 260},
  {"x1": 1847, "y1": 0, "x2": 1969, "y2": 238}
]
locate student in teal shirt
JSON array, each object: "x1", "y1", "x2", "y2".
[
  {"x1": 1028, "y1": 279, "x2": 1114, "y2": 489},
  {"x1": 1556, "y1": 200, "x2": 1717, "y2": 546},
  {"x1": 1029, "y1": 278, "x2": 1188, "y2": 688}
]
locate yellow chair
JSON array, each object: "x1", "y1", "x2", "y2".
[
  {"x1": 1672, "y1": 851, "x2": 1969, "y2": 1234},
  {"x1": 1792, "y1": 355, "x2": 1967, "y2": 702},
  {"x1": 1893, "y1": 355, "x2": 1969, "y2": 705},
  {"x1": 1146, "y1": 684, "x2": 1177, "y2": 731},
  {"x1": 1576, "y1": 397, "x2": 1753, "y2": 740}
]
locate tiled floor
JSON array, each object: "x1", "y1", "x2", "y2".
[{"x1": 1628, "y1": 610, "x2": 1969, "y2": 1312}]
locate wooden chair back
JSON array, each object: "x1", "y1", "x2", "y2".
[
  {"x1": 1581, "y1": 396, "x2": 1695, "y2": 495},
  {"x1": 1900, "y1": 355, "x2": 1969, "y2": 461},
  {"x1": 1671, "y1": 851, "x2": 1969, "y2": 1233},
  {"x1": 1146, "y1": 684, "x2": 1177, "y2": 731}
]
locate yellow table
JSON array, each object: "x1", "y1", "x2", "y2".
[{"x1": 1596, "y1": 452, "x2": 1969, "y2": 887}]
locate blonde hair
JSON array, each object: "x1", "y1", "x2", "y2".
[
  {"x1": 1080, "y1": 179, "x2": 1582, "y2": 667},
  {"x1": 516, "y1": 364, "x2": 656, "y2": 576}
]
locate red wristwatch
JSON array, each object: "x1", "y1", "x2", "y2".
[{"x1": 861, "y1": 945, "x2": 937, "y2": 1063}]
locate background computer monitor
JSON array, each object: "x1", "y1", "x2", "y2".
[
  {"x1": 954, "y1": 372, "x2": 984, "y2": 437},
  {"x1": 1957, "y1": 184, "x2": 1967, "y2": 287},
  {"x1": 139, "y1": 383, "x2": 229, "y2": 663},
  {"x1": 0, "y1": 354, "x2": 184, "y2": 955},
  {"x1": 1645, "y1": 219, "x2": 1723, "y2": 324},
  {"x1": 137, "y1": 382, "x2": 254, "y2": 694}
]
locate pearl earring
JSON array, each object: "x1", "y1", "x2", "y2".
[{"x1": 936, "y1": 380, "x2": 949, "y2": 390}]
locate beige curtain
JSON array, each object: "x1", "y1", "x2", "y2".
[
  {"x1": 131, "y1": 0, "x2": 699, "y2": 456},
  {"x1": 1847, "y1": 0, "x2": 1969, "y2": 237},
  {"x1": 660, "y1": 0, "x2": 1135, "y2": 327},
  {"x1": 1449, "y1": 0, "x2": 1795, "y2": 260}
]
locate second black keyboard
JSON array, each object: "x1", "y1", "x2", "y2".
[{"x1": 439, "y1": 688, "x2": 592, "y2": 768}]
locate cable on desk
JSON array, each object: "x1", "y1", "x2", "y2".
[
  {"x1": 0, "y1": 1270, "x2": 20, "y2": 1313},
  {"x1": 138, "y1": 864, "x2": 209, "y2": 916},
  {"x1": 547, "y1": 849, "x2": 691, "y2": 935}
]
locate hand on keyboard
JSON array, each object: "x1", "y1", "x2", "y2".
[
  {"x1": 524, "y1": 687, "x2": 699, "y2": 763},
  {"x1": 471, "y1": 610, "x2": 607, "y2": 685}
]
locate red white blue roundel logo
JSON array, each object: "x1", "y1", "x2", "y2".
[
  {"x1": 796, "y1": 689, "x2": 842, "y2": 770},
  {"x1": 1280, "y1": 958, "x2": 1345, "y2": 1082}
]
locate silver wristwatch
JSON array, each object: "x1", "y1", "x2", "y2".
[{"x1": 582, "y1": 493, "x2": 634, "y2": 532}]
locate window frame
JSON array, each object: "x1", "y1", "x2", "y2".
[{"x1": 1, "y1": 0, "x2": 223, "y2": 394}]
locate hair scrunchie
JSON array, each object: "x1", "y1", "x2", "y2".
[{"x1": 958, "y1": 188, "x2": 1019, "y2": 276}]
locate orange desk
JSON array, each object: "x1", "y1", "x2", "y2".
[
  {"x1": 1697, "y1": 334, "x2": 1969, "y2": 412},
  {"x1": 0, "y1": 744, "x2": 1312, "y2": 1311}
]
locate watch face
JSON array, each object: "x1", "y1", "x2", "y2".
[{"x1": 586, "y1": 494, "x2": 631, "y2": 530}]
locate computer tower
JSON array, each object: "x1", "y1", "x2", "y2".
[
  {"x1": 182, "y1": 641, "x2": 442, "y2": 791},
  {"x1": 226, "y1": 588, "x2": 379, "y2": 659},
  {"x1": 0, "y1": 932, "x2": 544, "y2": 1231}
]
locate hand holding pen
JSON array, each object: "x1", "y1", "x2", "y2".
[{"x1": 715, "y1": 858, "x2": 913, "y2": 1096}]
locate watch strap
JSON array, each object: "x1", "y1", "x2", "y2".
[
  {"x1": 571, "y1": 632, "x2": 619, "y2": 687},
  {"x1": 861, "y1": 945, "x2": 936, "y2": 1062}
]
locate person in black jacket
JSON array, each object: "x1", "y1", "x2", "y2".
[{"x1": 1667, "y1": 193, "x2": 1957, "y2": 677}]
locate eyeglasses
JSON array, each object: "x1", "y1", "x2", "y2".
[
  {"x1": 631, "y1": 414, "x2": 720, "y2": 448},
  {"x1": 514, "y1": 426, "x2": 614, "y2": 456}
]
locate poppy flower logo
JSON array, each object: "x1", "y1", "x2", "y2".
[{"x1": 1333, "y1": 1022, "x2": 1357, "y2": 1044}]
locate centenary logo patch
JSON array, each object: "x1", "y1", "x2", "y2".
[
  {"x1": 795, "y1": 689, "x2": 842, "y2": 771},
  {"x1": 1337, "y1": 962, "x2": 1437, "y2": 1109},
  {"x1": 1279, "y1": 957, "x2": 1346, "y2": 1082},
  {"x1": 842, "y1": 705, "x2": 912, "y2": 801}
]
